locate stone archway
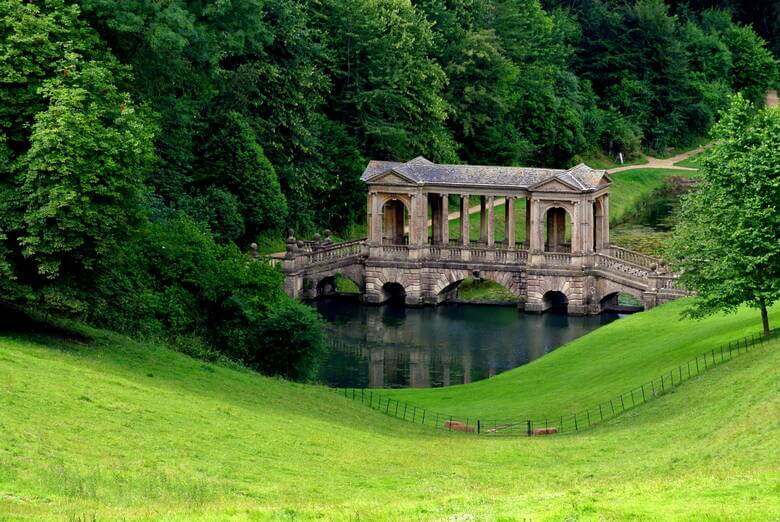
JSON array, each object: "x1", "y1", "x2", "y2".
[
  {"x1": 542, "y1": 290, "x2": 569, "y2": 313},
  {"x1": 541, "y1": 205, "x2": 574, "y2": 253},
  {"x1": 381, "y1": 282, "x2": 406, "y2": 303},
  {"x1": 380, "y1": 196, "x2": 411, "y2": 245}
]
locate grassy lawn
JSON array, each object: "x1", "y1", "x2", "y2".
[
  {"x1": 608, "y1": 168, "x2": 699, "y2": 225},
  {"x1": 0, "y1": 305, "x2": 778, "y2": 520},
  {"x1": 383, "y1": 299, "x2": 779, "y2": 420}
]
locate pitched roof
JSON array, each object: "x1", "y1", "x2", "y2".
[{"x1": 361, "y1": 157, "x2": 609, "y2": 192}]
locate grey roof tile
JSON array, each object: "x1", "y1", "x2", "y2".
[{"x1": 361, "y1": 157, "x2": 608, "y2": 191}]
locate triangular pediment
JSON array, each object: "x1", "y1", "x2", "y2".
[
  {"x1": 366, "y1": 168, "x2": 418, "y2": 185},
  {"x1": 529, "y1": 177, "x2": 580, "y2": 192},
  {"x1": 598, "y1": 173, "x2": 613, "y2": 186}
]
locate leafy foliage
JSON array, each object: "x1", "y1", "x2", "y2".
[
  {"x1": 669, "y1": 95, "x2": 780, "y2": 334},
  {"x1": 249, "y1": 300, "x2": 328, "y2": 381}
]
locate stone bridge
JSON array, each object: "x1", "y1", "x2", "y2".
[{"x1": 280, "y1": 157, "x2": 686, "y2": 314}]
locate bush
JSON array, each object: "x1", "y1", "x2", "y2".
[
  {"x1": 248, "y1": 300, "x2": 328, "y2": 382},
  {"x1": 90, "y1": 214, "x2": 327, "y2": 381}
]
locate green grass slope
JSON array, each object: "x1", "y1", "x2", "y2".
[
  {"x1": 608, "y1": 168, "x2": 699, "y2": 225},
  {"x1": 1, "y1": 307, "x2": 778, "y2": 520},
  {"x1": 384, "y1": 299, "x2": 779, "y2": 420}
]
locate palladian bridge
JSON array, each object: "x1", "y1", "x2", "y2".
[{"x1": 280, "y1": 157, "x2": 685, "y2": 314}]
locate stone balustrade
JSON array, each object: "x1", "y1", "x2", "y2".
[
  {"x1": 594, "y1": 253, "x2": 651, "y2": 279},
  {"x1": 607, "y1": 245, "x2": 659, "y2": 269}
]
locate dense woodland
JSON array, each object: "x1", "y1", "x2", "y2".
[{"x1": 0, "y1": 0, "x2": 777, "y2": 375}]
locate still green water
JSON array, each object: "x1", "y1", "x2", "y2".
[{"x1": 314, "y1": 298, "x2": 620, "y2": 388}]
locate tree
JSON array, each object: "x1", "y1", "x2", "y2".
[
  {"x1": 669, "y1": 95, "x2": 780, "y2": 335},
  {"x1": 18, "y1": 55, "x2": 156, "y2": 312},
  {"x1": 196, "y1": 112, "x2": 288, "y2": 243},
  {"x1": 320, "y1": 0, "x2": 458, "y2": 163}
]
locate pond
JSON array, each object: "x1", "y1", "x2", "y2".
[{"x1": 314, "y1": 298, "x2": 620, "y2": 388}]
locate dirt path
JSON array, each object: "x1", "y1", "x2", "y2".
[
  {"x1": 767, "y1": 90, "x2": 779, "y2": 108},
  {"x1": 607, "y1": 147, "x2": 703, "y2": 174}
]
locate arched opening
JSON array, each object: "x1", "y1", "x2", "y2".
[
  {"x1": 316, "y1": 276, "x2": 337, "y2": 297},
  {"x1": 382, "y1": 199, "x2": 409, "y2": 245},
  {"x1": 543, "y1": 207, "x2": 572, "y2": 252},
  {"x1": 600, "y1": 291, "x2": 643, "y2": 313},
  {"x1": 437, "y1": 274, "x2": 516, "y2": 304},
  {"x1": 542, "y1": 290, "x2": 568, "y2": 314},
  {"x1": 381, "y1": 282, "x2": 406, "y2": 304},
  {"x1": 593, "y1": 197, "x2": 606, "y2": 251},
  {"x1": 316, "y1": 274, "x2": 361, "y2": 298}
]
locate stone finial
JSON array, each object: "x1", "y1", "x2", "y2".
[
  {"x1": 295, "y1": 240, "x2": 305, "y2": 252},
  {"x1": 650, "y1": 263, "x2": 658, "y2": 272},
  {"x1": 323, "y1": 229, "x2": 333, "y2": 246},
  {"x1": 287, "y1": 228, "x2": 295, "y2": 241},
  {"x1": 250, "y1": 242, "x2": 258, "y2": 258}
]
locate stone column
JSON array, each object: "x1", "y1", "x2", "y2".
[
  {"x1": 416, "y1": 192, "x2": 428, "y2": 246},
  {"x1": 395, "y1": 201, "x2": 405, "y2": 244},
  {"x1": 460, "y1": 194, "x2": 469, "y2": 246},
  {"x1": 556, "y1": 208, "x2": 567, "y2": 252},
  {"x1": 525, "y1": 197, "x2": 531, "y2": 248},
  {"x1": 479, "y1": 196, "x2": 487, "y2": 243},
  {"x1": 563, "y1": 201, "x2": 589, "y2": 254},
  {"x1": 367, "y1": 192, "x2": 374, "y2": 243},
  {"x1": 430, "y1": 194, "x2": 441, "y2": 244},
  {"x1": 528, "y1": 197, "x2": 541, "y2": 252},
  {"x1": 487, "y1": 195, "x2": 495, "y2": 247},
  {"x1": 505, "y1": 196, "x2": 515, "y2": 248},
  {"x1": 440, "y1": 194, "x2": 449, "y2": 245},
  {"x1": 602, "y1": 194, "x2": 610, "y2": 247},
  {"x1": 408, "y1": 193, "x2": 417, "y2": 245},
  {"x1": 370, "y1": 192, "x2": 382, "y2": 244}
]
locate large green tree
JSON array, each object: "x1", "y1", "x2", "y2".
[
  {"x1": 0, "y1": 0, "x2": 155, "y2": 312},
  {"x1": 669, "y1": 95, "x2": 780, "y2": 335}
]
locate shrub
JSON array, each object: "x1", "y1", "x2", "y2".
[{"x1": 249, "y1": 300, "x2": 328, "y2": 382}]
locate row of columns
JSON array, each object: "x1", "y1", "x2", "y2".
[{"x1": 369, "y1": 190, "x2": 609, "y2": 253}]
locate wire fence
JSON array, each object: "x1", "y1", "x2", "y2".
[{"x1": 332, "y1": 330, "x2": 775, "y2": 436}]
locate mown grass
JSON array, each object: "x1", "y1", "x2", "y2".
[
  {"x1": 383, "y1": 299, "x2": 779, "y2": 420},
  {"x1": 608, "y1": 168, "x2": 699, "y2": 225},
  {"x1": 0, "y1": 302, "x2": 778, "y2": 520}
]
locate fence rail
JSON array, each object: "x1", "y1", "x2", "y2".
[{"x1": 333, "y1": 330, "x2": 774, "y2": 436}]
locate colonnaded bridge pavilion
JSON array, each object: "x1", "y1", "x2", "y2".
[{"x1": 280, "y1": 156, "x2": 685, "y2": 314}]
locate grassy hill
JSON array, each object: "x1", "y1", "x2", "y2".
[
  {"x1": 382, "y1": 300, "x2": 779, "y2": 420},
  {"x1": 1, "y1": 302, "x2": 778, "y2": 520}
]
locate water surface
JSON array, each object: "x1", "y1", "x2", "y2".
[{"x1": 314, "y1": 298, "x2": 619, "y2": 388}]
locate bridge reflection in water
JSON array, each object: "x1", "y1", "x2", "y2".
[{"x1": 315, "y1": 298, "x2": 619, "y2": 388}]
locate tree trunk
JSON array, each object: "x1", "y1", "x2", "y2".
[{"x1": 759, "y1": 297, "x2": 770, "y2": 336}]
